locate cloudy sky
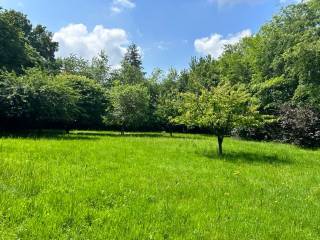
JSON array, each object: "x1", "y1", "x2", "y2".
[{"x1": 1, "y1": 0, "x2": 300, "y2": 73}]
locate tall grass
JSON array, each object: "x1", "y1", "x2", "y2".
[{"x1": 0, "y1": 131, "x2": 319, "y2": 239}]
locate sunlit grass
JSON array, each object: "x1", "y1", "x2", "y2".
[{"x1": 0, "y1": 131, "x2": 319, "y2": 239}]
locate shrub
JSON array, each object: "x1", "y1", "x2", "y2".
[{"x1": 279, "y1": 104, "x2": 320, "y2": 148}]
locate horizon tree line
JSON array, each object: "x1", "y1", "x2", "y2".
[{"x1": 1, "y1": 1, "x2": 320, "y2": 153}]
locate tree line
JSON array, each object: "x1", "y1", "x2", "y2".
[{"x1": 0, "y1": 1, "x2": 320, "y2": 152}]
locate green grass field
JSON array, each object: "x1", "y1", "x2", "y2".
[{"x1": 0, "y1": 131, "x2": 320, "y2": 239}]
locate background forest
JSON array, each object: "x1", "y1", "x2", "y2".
[{"x1": 0, "y1": 0, "x2": 320, "y2": 147}]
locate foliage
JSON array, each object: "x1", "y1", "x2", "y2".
[
  {"x1": 188, "y1": 56, "x2": 220, "y2": 91},
  {"x1": 0, "y1": 69, "x2": 79, "y2": 129},
  {"x1": 57, "y1": 74, "x2": 108, "y2": 129},
  {"x1": 112, "y1": 43, "x2": 145, "y2": 85},
  {"x1": 0, "y1": 14, "x2": 35, "y2": 73},
  {"x1": 1, "y1": 1, "x2": 320, "y2": 148},
  {"x1": 175, "y1": 83, "x2": 267, "y2": 155},
  {"x1": 59, "y1": 52, "x2": 111, "y2": 86},
  {"x1": 29, "y1": 24, "x2": 58, "y2": 62},
  {"x1": 90, "y1": 51, "x2": 111, "y2": 86},
  {"x1": 156, "y1": 90, "x2": 180, "y2": 135},
  {"x1": 106, "y1": 83, "x2": 150, "y2": 133},
  {"x1": 279, "y1": 104, "x2": 320, "y2": 148},
  {"x1": 219, "y1": 43, "x2": 252, "y2": 85},
  {"x1": 0, "y1": 9, "x2": 58, "y2": 73},
  {"x1": 123, "y1": 43, "x2": 143, "y2": 70}
]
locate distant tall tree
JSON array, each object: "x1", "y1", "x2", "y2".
[
  {"x1": 1, "y1": 9, "x2": 32, "y2": 37},
  {"x1": 90, "y1": 51, "x2": 111, "y2": 86},
  {"x1": 0, "y1": 9, "x2": 58, "y2": 73},
  {"x1": 2, "y1": 10, "x2": 58, "y2": 62},
  {"x1": 0, "y1": 15, "x2": 33, "y2": 73},
  {"x1": 118, "y1": 44, "x2": 145, "y2": 85},
  {"x1": 123, "y1": 43, "x2": 143, "y2": 70},
  {"x1": 29, "y1": 25, "x2": 58, "y2": 62}
]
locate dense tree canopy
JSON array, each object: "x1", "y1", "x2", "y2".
[
  {"x1": 0, "y1": 9, "x2": 58, "y2": 73},
  {"x1": 106, "y1": 83, "x2": 150, "y2": 134}
]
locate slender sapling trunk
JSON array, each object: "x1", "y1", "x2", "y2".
[{"x1": 217, "y1": 135, "x2": 224, "y2": 156}]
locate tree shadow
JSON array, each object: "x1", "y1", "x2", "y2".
[
  {"x1": 199, "y1": 149, "x2": 293, "y2": 165},
  {"x1": 70, "y1": 131, "x2": 201, "y2": 140},
  {"x1": 0, "y1": 130, "x2": 206, "y2": 141},
  {"x1": 0, "y1": 130, "x2": 99, "y2": 141}
]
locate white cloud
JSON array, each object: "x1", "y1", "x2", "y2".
[
  {"x1": 110, "y1": 6, "x2": 122, "y2": 14},
  {"x1": 111, "y1": 0, "x2": 135, "y2": 14},
  {"x1": 194, "y1": 29, "x2": 252, "y2": 58},
  {"x1": 53, "y1": 24, "x2": 129, "y2": 66},
  {"x1": 156, "y1": 41, "x2": 171, "y2": 51}
]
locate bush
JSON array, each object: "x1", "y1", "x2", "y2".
[
  {"x1": 232, "y1": 122, "x2": 281, "y2": 141},
  {"x1": 0, "y1": 69, "x2": 79, "y2": 129},
  {"x1": 279, "y1": 104, "x2": 320, "y2": 148},
  {"x1": 57, "y1": 74, "x2": 108, "y2": 129}
]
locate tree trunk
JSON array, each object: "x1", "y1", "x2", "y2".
[
  {"x1": 217, "y1": 135, "x2": 224, "y2": 156},
  {"x1": 120, "y1": 126, "x2": 124, "y2": 136},
  {"x1": 168, "y1": 126, "x2": 173, "y2": 137}
]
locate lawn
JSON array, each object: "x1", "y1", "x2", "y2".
[{"x1": 0, "y1": 131, "x2": 320, "y2": 239}]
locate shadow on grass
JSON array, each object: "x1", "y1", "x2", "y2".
[
  {"x1": 0, "y1": 130, "x2": 99, "y2": 141},
  {"x1": 0, "y1": 130, "x2": 207, "y2": 141},
  {"x1": 200, "y1": 149, "x2": 293, "y2": 165},
  {"x1": 70, "y1": 131, "x2": 200, "y2": 140}
]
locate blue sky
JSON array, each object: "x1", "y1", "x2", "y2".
[{"x1": 0, "y1": 0, "x2": 299, "y2": 73}]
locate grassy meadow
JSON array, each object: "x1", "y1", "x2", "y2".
[{"x1": 0, "y1": 131, "x2": 320, "y2": 239}]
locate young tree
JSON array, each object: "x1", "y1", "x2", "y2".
[
  {"x1": 106, "y1": 83, "x2": 150, "y2": 134},
  {"x1": 175, "y1": 83, "x2": 266, "y2": 156}
]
